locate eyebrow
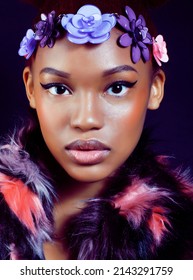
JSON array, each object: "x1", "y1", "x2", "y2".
[
  {"x1": 103, "y1": 65, "x2": 138, "y2": 77},
  {"x1": 40, "y1": 67, "x2": 70, "y2": 78},
  {"x1": 40, "y1": 64, "x2": 137, "y2": 79}
]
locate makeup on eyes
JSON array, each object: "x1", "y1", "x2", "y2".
[
  {"x1": 40, "y1": 82, "x2": 72, "y2": 95},
  {"x1": 105, "y1": 80, "x2": 137, "y2": 97},
  {"x1": 40, "y1": 79, "x2": 137, "y2": 97},
  {"x1": 39, "y1": 64, "x2": 138, "y2": 97}
]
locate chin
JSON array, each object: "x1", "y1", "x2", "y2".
[{"x1": 64, "y1": 165, "x2": 113, "y2": 183}]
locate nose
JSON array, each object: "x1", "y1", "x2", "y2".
[{"x1": 70, "y1": 91, "x2": 104, "y2": 131}]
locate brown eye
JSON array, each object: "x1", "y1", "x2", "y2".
[
  {"x1": 40, "y1": 83, "x2": 72, "y2": 95},
  {"x1": 49, "y1": 85, "x2": 70, "y2": 95},
  {"x1": 106, "y1": 81, "x2": 137, "y2": 96},
  {"x1": 110, "y1": 84, "x2": 125, "y2": 94}
]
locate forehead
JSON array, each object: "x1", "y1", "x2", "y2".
[{"x1": 33, "y1": 28, "x2": 152, "y2": 75}]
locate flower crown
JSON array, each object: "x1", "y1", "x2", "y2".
[{"x1": 18, "y1": 4, "x2": 169, "y2": 65}]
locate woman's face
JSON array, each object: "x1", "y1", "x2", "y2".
[{"x1": 24, "y1": 28, "x2": 164, "y2": 183}]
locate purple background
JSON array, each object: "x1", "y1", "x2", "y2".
[{"x1": 0, "y1": 0, "x2": 193, "y2": 171}]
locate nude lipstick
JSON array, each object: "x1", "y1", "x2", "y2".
[{"x1": 65, "y1": 139, "x2": 111, "y2": 165}]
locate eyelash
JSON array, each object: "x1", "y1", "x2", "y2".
[
  {"x1": 40, "y1": 83, "x2": 72, "y2": 95},
  {"x1": 40, "y1": 80, "x2": 137, "y2": 97},
  {"x1": 105, "y1": 80, "x2": 137, "y2": 97}
]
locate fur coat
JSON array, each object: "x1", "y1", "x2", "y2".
[{"x1": 0, "y1": 139, "x2": 193, "y2": 260}]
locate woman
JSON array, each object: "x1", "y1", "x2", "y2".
[{"x1": 0, "y1": 0, "x2": 192, "y2": 260}]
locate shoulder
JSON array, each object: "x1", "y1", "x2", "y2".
[{"x1": 0, "y1": 140, "x2": 54, "y2": 259}]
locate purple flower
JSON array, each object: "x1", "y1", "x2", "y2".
[
  {"x1": 117, "y1": 6, "x2": 152, "y2": 63},
  {"x1": 35, "y1": 11, "x2": 61, "y2": 48},
  {"x1": 18, "y1": 29, "x2": 37, "y2": 59},
  {"x1": 61, "y1": 5, "x2": 116, "y2": 44}
]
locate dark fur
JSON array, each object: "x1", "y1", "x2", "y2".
[
  {"x1": 65, "y1": 148, "x2": 193, "y2": 260},
  {"x1": 0, "y1": 134, "x2": 193, "y2": 259},
  {"x1": 0, "y1": 141, "x2": 54, "y2": 259}
]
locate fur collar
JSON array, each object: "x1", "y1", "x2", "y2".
[
  {"x1": 0, "y1": 141, "x2": 54, "y2": 259},
  {"x1": 0, "y1": 140, "x2": 193, "y2": 259}
]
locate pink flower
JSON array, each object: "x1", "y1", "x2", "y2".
[{"x1": 153, "y1": 35, "x2": 169, "y2": 66}]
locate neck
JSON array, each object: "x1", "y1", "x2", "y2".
[
  {"x1": 53, "y1": 177, "x2": 108, "y2": 237},
  {"x1": 44, "y1": 177, "x2": 108, "y2": 260}
]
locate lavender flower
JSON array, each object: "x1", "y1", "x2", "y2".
[
  {"x1": 117, "y1": 6, "x2": 152, "y2": 63},
  {"x1": 35, "y1": 11, "x2": 61, "y2": 48},
  {"x1": 18, "y1": 29, "x2": 37, "y2": 59},
  {"x1": 18, "y1": 5, "x2": 167, "y2": 66},
  {"x1": 61, "y1": 5, "x2": 116, "y2": 44}
]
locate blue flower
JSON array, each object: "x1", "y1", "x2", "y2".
[
  {"x1": 61, "y1": 5, "x2": 116, "y2": 44},
  {"x1": 18, "y1": 29, "x2": 37, "y2": 59},
  {"x1": 117, "y1": 6, "x2": 152, "y2": 63}
]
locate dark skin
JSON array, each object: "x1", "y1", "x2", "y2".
[{"x1": 23, "y1": 28, "x2": 165, "y2": 259}]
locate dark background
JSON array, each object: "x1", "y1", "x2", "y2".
[{"x1": 0, "y1": 0, "x2": 193, "y2": 171}]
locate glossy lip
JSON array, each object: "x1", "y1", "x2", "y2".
[{"x1": 65, "y1": 139, "x2": 111, "y2": 165}]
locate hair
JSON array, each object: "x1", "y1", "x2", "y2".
[
  {"x1": 25, "y1": 0, "x2": 164, "y2": 35},
  {"x1": 22, "y1": 0, "x2": 169, "y2": 40},
  {"x1": 22, "y1": 0, "x2": 169, "y2": 11}
]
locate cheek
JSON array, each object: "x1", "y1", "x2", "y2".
[
  {"x1": 108, "y1": 96, "x2": 149, "y2": 150},
  {"x1": 34, "y1": 96, "x2": 68, "y2": 149}
]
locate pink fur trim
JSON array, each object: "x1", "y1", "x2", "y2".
[
  {"x1": 176, "y1": 171, "x2": 193, "y2": 200},
  {"x1": 148, "y1": 206, "x2": 171, "y2": 245},
  {"x1": 114, "y1": 180, "x2": 171, "y2": 229},
  {"x1": 0, "y1": 173, "x2": 48, "y2": 235},
  {"x1": 9, "y1": 243, "x2": 19, "y2": 260}
]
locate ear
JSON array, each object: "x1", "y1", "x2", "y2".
[
  {"x1": 148, "y1": 69, "x2": 166, "y2": 110},
  {"x1": 23, "y1": 66, "x2": 36, "y2": 109}
]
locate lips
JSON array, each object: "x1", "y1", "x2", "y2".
[{"x1": 65, "y1": 139, "x2": 111, "y2": 165}]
